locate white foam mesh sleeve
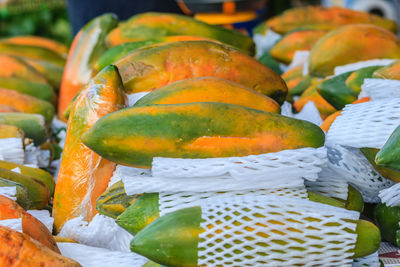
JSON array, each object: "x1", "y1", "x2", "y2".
[
  {"x1": 360, "y1": 78, "x2": 400, "y2": 100},
  {"x1": 287, "y1": 50, "x2": 309, "y2": 71},
  {"x1": 0, "y1": 186, "x2": 17, "y2": 201},
  {"x1": 352, "y1": 252, "x2": 380, "y2": 267},
  {"x1": 379, "y1": 183, "x2": 400, "y2": 207},
  {"x1": 0, "y1": 138, "x2": 24, "y2": 164},
  {"x1": 159, "y1": 187, "x2": 308, "y2": 216},
  {"x1": 58, "y1": 242, "x2": 148, "y2": 267},
  {"x1": 326, "y1": 98, "x2": 400, "y2": 148},
  {"x1": 0, "y1": 218, "x2": 22, "y2": 232},
  {"x1": 281, "y1": 101, "x2": 323, "y2": 126},
  {"x1": 334, "y1": 59, "x2": 395, "y2": 76},
  {"x1": 326, "y1": 144, "x2": 394, "y2": 203},
  {"x1": 198, "y1": 195, "x2": 359, "y2": 266},
  {"x1": 253, "y1": 29, "x2": 281, "y2": 58},
  {"x1": 305, "y1": 167, "x2": 349, "y2": 200}
]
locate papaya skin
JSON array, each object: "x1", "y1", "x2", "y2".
[
  {"x1": 266, "y1": 6, "x2": 397, "y2": 34},
  {"x1": 53, "y1": 65, "x2": 126, "y2": 233},
  {"x1": 0, "y1": 226, "x2": 81, "y2": 266},
  {"x1": 0, "y1": 105, "x2": 19, "y2": 113},
  {"x1": 116, "y1": 41, "x2": 287, "y2": 105},
  {"x1": 0, "y1": 77, "x2": 56, "y2": 103},
  {"x1": 376, "y1": 125, "x2": 400, "y2": 171},
  {"x1": 345, "y1": 185, "x2": 364, "y2": 213},
  {"x1": 135, "y1": 77, "x2": 281, "y2": 114},
  {"x1": 0, "y1": 196, "x2": 59, "y2": 253},
  {"x1": 375, "y1": 203, "x2": 400, "y2": 245},
  {"x1": 309, "y1": 24, "x2": 400, "y2": 77},
  {"x1": 361, "y1": 147, "x2": 400, "y2": 183},
  {"x1": 373, "y1": 60, "x2": 400, "y2": 80},
  {"x1": 0, "y1": 124, "x2": 24, "y2": 138},
  {"x1": 106, "y1": 12, "x2": 255, "y2": 55},
  {"x1": 0, "y1": 54, "x2": 49, "y2": 84},
  {"x1": 345, "y1": 66, "x2": 382, "y2": 94},
  {"x1": 0, "y1": 88, "x2": 54, "y2": 123},
  {"x1": 82, "y1": 102, "x2": 325, "y2": 168},
  {"x1": 24, "y1": 59, "x2": 64, "y2": 89},
  {"x1": 58, "y1": 13, "x2": 118, "y2": 121},
  {"x1": 270, "y1": 29, "x2": 327, "y2": 64},
  {"x1": 354, "y1": 220, "x2": 381, "y2": 258},
  {"x1": 282, "y1": 66, "x2": 303, "y2": 93}
]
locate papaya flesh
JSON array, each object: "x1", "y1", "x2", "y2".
[
  {"x1": 0, "y1": 195, "x2": 59, "y2": 252},
  {"x1": 0, "y1": 226, "x2": 81, "y2": 267},
  {"x1": 135, "y1": 77, "x2": 281, "y2": 114},
  {"x1": 53, "y1": 65, "x2": 126, "y2": 233},
  {"x1": 309, "y1": 24, "x2": 400, "y2": 77},
  {"x1": 131, "y1": 206, "x2": 379, "y2": 266},
  {"x1": 58, "y1": 13, "x2": 118, "y2": 121},
  {"x1": 106, "y1": 12, "x2": 254, "y2": 55},
  {"x1": 361, "y1": 147, "x2": 400, "y2": 183},
  {"x1": 270, "y1": 29, "x2": 326, "y2": 64},
  {"x1": 266, "y1": 6, "x2": 397, "y2": 34},
  {"x1": 82, "y1": 102, "x2": 325, "y2": 168},
  {"x1": 0, "y1": 88, "x2": 54, "y2": 123},
  {"x1": 376, "y1": 125, "x2": 400, "y2": 171},
  {"x1": 116, "y1": 41, "x2": 288, "y2": 105},
  {"x1": 0, "y1": 124, "x2": 24, "y2": 139},
  {"x1": 373, "y1": 60, "x2": 400, "y2": 80}
]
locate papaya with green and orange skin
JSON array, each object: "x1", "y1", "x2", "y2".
[
  {"x1": 375, "y1": 203, "x2": 400, "y2": 245},
  {"x1": 0, "y1": 89, "x2": 54, "y2": 123},
  {"x1": 345, "y1": 66, "x2": 381, "y2": 95},
  {"x1": 265, "y1": 6, "x2": 397, "y2": 35},
  {"x1": 309, "y1": 24, "x2": 400, "y2": 77},
  {"x1": 376, "y1": 125, "x2": 400, "y2": 171},
  {"x1": 82, "y1": 102, "x2": 325, "y2": 168},
  {"x1": 289, "y1": 75, "x2": 319, "y2": 97},
  {"x1": 24, "y1": 59, "x2": 64, "y2": 89},
  {"x1": 116, "y1": 41, "x2": 287, "y2": 104},
  {"x1": 0, "y1": 105, "x2": 18, "y2": 113},
  {"x1": 0, "y1": 77, "x2": 55, "y2": 103},
  {"x1": 135, "y1": 77, "x2": 281, "y2": 114},
  {"x1": 361, "y1": 148, "x2": 400, "y2": 183},
  {"x1": 270, "y1": 29, "x2": 327, "y2": 64},
  {"x1": 2, "y1": 35, "x2": 69, "y2": 59},
  {"x1": 53, "y1": 65, "x2": 126, "y2": 233},
  {"x1": 282, "y1": 66, "x2": 303, "y2": 94},
  {"x1": 58, "y1": 13, "x2": 118, "y2": 121},
  {"x1": 0, "y1": 124, "x2": 24, "y2": 138},
  {"x1": 106, "y1": 12, "x2": 254, "y2": 55},
  {"x1": 373, "y1": 60, "x2": 400, "y2": 80},
  {"x1": 0, "y1": 55, "x2": 49, "y2": 85},
  {"x1": 294, "y1": 83, "x2": 337, "y2": 119}
]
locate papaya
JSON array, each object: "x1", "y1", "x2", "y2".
[
  {"x1": 0, "y1": 226, "x2": 81, "y2": 266},
  {"x1": 0, "y1": 113, "x2": 47, "y2": 145},
  {"x1": 0, "y1": 167, "x2": 49, "y2": 209},
  {"x1": 106, "y1": 12, "x2": 255, "y2": 55},
  {"x1": 115, "y1": 41, "x2": 288, "y2": 104},
  {"x1": 0, "y1": 178, "x2": 30, "y2": 209},
  {"x1": 375, "y1": 203, "x2": 400, "y2": 245},
  {"x1": 0, "y1": 43, "x2": 65, "y2": 67},
  {"x1": 0, "y1": 160, "x2": 55, "y2": 196},
  {"x1": 376, "y1": 125, "x2": 400, "y2": 171},
  {"x1": 345, "y1": 66, "x2": 382, "y2": 94},
  {"x1": 0, "y1": 124, "x2": 24, "y2": 139},
  {"x1": 0, "y1": 196, "x2": 59, "y2": 252},
  {"x1": 0, "y1": 77, "x2": 56, "y2": 103},
  {"x1": 293, "y1": 83, "x2": 337, "y2": 119},
  {"x1": 134, "y1": 77, "x2": 281, "y2": 114},
  {"x1": 82, "y1": 102, "x2": 325, "y2": 168},
  {"x1": 53, "y1": 65, "x2": 126, "y2": 233},
  {"x1": 270, "y1": 29, "x2": 327, "y2": 64},
  {"x1": 282, "y1": 66, "x2": 303, "y2": 93},
  {"x1": 24, "y1": 59, "x2": 64, "y2": 89},
  {"x1": 0, "y1": 54, "x2": 49, "y2": 84},
  {"x1": 2, "y1": 35, "x2": 69, "y2": 58},
  {"x1": 361, "y1": 148, "x2": 400, "y2": 183},
  {"x1": 0, "y1": 88, "x2": 54, "y2": 123},
  {"x1": 289, "y1": 74, "x2": 319, "y2": 97},
  {"x1": 96, "y1": 180, "x2": 138, "y2": 219},
  {"x1": 266, "y1": 6, "x2": 397, "y2": 34},
  {"x1": 345, "y1": 185, "x2": 364, "y2": 213},
  {"x1": 309, "y1": 24, "x2": 400, "y2": 77},
  {"x1": 0, "y1": 105, "x2": 18, "y2": 113},
  {"x1": 58, "y1": 13, "x2": 118, "y2": 121},
  {"x1": 131, "y1": 207, "x2": 379, "y2": 266},
  {"x1": 257, "y1": 50, "x2": 283, "y2": 75},
  {"x1": 373, "y1": 60, "x2": 400, "y2": 80}
]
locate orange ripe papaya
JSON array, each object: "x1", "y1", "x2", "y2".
[
  {"x1": 2, "y1": 35, "x2": 69, "y2": 59},
  {"x1": 53, "y1": 65, "x2": 126, "y2": 233},
  {"x1": 135, "y1": 77, "x2": 281, "y2": 113},
  {"x1": 270, "y1": 30, "x2": 327, "y2": 64},
  {"x1": 58, "y1": 14, "x2": 118, "y2": 121},
  {"x1": 282, "y1": 66, "x2": 303, "y2": 92},
  {"x1": 373, "y1": 60, "x2": 400, "y2": 80},
  {"x1": 0, "y1": 124, "x2": 24, "y2": 138},
  {"x1": 0, "y1": 196, "x2": 59, "y2": 253},
  {"x1": 293, "y1": 83, "x2": 337, "y2": 119},
  {"x1": 309, "y1": 24, "x2": 400, "y2": 77},
  {"x1": 266, "y1": 6, "x2": 397, "y2": 34},
  {"x1": 0, "y1": 105, "x2": 19, "y2": 113},
  {"x1": 0, "y1": 226, "x2": 80, "y2": 266},
  {"x1": 116, "y1": 41, "x2": 288, "y2": 105}
]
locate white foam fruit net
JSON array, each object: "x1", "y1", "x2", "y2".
[
  {"x1": 327, "y1": 98, "x2": 400, "y2": 148},
  {"x1": 281, "y1": 101, "x2": 323, "y2": 126},
  {"x1": 352, "y1": 252, "x2": 380, "y2": 267},
  {"x1": 0, "y1": 138, "x2": 24, "y2": 164},
  {"x1": 326, "y1": 144, "x2": 394, "y2": 203},
  {"x1": 253, "y1": 29, "x2": 281, "y2": 58},
  {"x1": 0, "y1": 218, "x2": 22, "y2": 232},
  {"x1": 0, "y1": 186, "x2": 17, "y2": 201},
  {"x1": 359, "y1": 78, "x2": 400, "y2": 100},
  {"x1": 379, "y1": 183, "x2": 400, "y2": 207},
  {"x1": 333, "y1": 59, "x2": 395, "y2": 76},
  {"x1": 197, "y1": 195, "x2": 360, "y2": 266},
  {"x1": 305, "y1": 167, "x2": 349, "y2": 200}
]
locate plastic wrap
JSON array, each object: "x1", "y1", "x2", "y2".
[{"x1": 52, "y1": 66, "x2": 127, "y2": 233}]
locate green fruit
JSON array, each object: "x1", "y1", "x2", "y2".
[
  {"x1": 0, "y1": 177, "x2": 30, "y2": 209},
  {"x1": 345, "y1": 185, "x2": 364, "y2": 213},
  {"x1": 361, "y1": 147, "x2": 400, "y2": 183},
  {"x1": 375, "y1": 202, "x2": 400, "y2": 245},
  {"x1": 0, "y1": 77, "x2": 56, "y2": 103},
  {"x1": 354, "y1": 220, "x2": 381, "y2": 258},
  {"x1": 376, "y1": 125, "x2": 400, "y2": 171}
]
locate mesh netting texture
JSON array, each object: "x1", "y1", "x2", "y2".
[
  {"x1": 198, "y1": 195, "x2": 359, "y2": 266},
  {"x1": 360, "y1": 78, "x2": 400, "y2": 100},
  {"x1": 305, "y1": 167, "x2": 349, "y2": 200},
  {"x1": 333, "y1": 59, "x2": 395, "y2": 76},
  {"x1": 0, "y1": 138, "x2": 24, "y2": 164}
]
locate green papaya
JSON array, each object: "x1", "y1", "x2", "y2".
[
  {"x1": 376, "y1": 125, "x2": 400, "y2": 171},
  {"x1": 0, "y1": 77, "x2": 56, "y2": 103},
  {"x1": 375, "y1": 203, "x2": 400, "y2": 245},
  {"x1": 361, "y1": 147, "x2": 400, "y2": 183},
  {"x1": 289, "y1": 75, "x2": 318, "y2": 97},
  {"x1": 345, "y1": 66, "x2": 381, "y2": 94}
]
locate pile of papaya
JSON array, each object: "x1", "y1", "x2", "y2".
[{"x1": 2, "y1": 4, "x2": 400, "y2": 266}]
